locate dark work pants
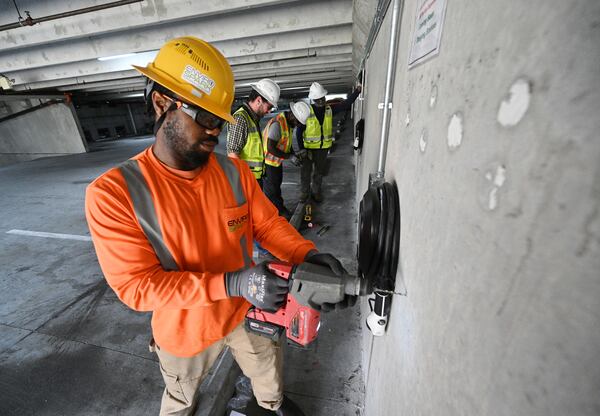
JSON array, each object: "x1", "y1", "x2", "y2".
[
  {"x1": 263, "y1": 164, "x2": 285, "y2": 214},
  {"x1": 300, "y1": 148, "x2": 328, "y2": 195}
]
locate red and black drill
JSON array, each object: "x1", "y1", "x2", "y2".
[{"x1": 244, "y1": 261, "x2": 371, "y2": 347}]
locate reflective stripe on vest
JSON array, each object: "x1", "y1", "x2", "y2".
[
  {"x1": 119, "y1": 155, "x2": 251, "y2": 271},
  {"x1": 303, "y1": 105, "x2": 333, "y2": 149},
  {"x1": 263, "y1": 113, "x2": 291, "y2": 167},
  {"x1": 234, "y1": 107, "x2": 264, "y2": 179}
]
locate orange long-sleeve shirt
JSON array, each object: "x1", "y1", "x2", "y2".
[{"x1": 85, "y1": 146, "x2": 315, "y2": 357}]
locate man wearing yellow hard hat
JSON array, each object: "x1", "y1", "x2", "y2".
[{"x1": 85, "y1": 36, "x2": 349, "y2": 416}]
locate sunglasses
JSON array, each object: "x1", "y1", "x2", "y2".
[
  {"x1": 164, "y1": 94, "x2": 226, "y2": 130},
  {"x1": 261, "y1": 96, "x2": 274, "y2": 112}
]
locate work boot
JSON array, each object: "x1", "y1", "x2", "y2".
[
  {"x1": 299, "y1": 192, "x2": 309, "y2": 202},
  {"x1": 243, "y1": 396, "x2": 305, "y2": 416},
  {"x1": 312, "y1": 193, "x2": 323, "y2": 203},
  {"x1": 275, "y1": 396, "x2": 306, "y2": 416}
]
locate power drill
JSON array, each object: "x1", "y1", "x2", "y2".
[{"x1": 244, "y1": 261, "x2": 371, "y2": 347}]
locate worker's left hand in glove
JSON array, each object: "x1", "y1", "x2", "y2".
[
  {"x1": 225, "y1": 262, "x2": 289, "y2": 312},
  {"x1": 303, "y1": 250, "x2": 358, "y2": 312},
  {"x1": 289, "y1": 154, "x2": 302, "y2": 167}
]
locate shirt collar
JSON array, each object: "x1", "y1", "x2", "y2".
[{"x1": 242, "y1": 102, "x2": 261, "y2": 123}]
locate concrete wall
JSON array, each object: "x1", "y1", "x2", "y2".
[
  {"x1": 356, "y1": 1, "x2": 600, "y2": 415},
  {"x1": 0, "y1": 101, "x2": 87, "y2": 166}
]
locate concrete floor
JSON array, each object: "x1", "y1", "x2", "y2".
[{"x1": 0, "y1": 116, "x2": 364, "y2": 415}]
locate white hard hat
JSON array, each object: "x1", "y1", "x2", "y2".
[
  {"x1": 308, "y1": 82, "x2": 328, "y2": 100},
  {"x1": 289, "y1": 101, "x2": 310, "y2": 125},
  {"x1": 252, "y1": 78, "x2": 280, "y2": 106}
]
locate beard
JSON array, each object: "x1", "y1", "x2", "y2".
[{"x1": 162, "y1": 119, "x2": 217, "y2": 170}]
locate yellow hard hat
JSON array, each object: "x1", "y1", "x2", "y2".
[{"x1": 133, "y1": 36, "x2": 235, "y2": 123}]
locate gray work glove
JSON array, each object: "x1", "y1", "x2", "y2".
[
  {"x1": 303, "y1": 251, "x2": 357, "y2": 312},
  {"x1": 296, "y1": 149, "x2": 307, "y2": 160},
  {"x1": 289, "y1": 154, "x2": 302, "y2": 167},
  {"x1": 304, "y1": 250, "x2": 346, "y2": 276},
  {"x1": 225, "y1": 261, "x2": 289, "y2": 312}
]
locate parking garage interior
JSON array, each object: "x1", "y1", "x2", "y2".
[{"x1": 1, "y1": 1, "x2": 599, "y2": 415}]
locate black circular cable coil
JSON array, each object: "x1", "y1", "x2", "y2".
[
  {"x1": 357, "y1": 181, "x2": 400, "y2": 292},
  {"x1": 358, "y1": 185, "x2": 380, "y2": 277}
]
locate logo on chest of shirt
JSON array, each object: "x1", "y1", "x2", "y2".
[{"x1": 227, "y1": 213, "x2": 248, "y2": 232}]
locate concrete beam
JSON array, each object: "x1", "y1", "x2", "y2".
[
  {"x1": 11, "y1": 70, "x2": 140, "y2": 92},
  {"x1": 0, "y1": 0, "x2": 299, "y2": 52},
  {"x1": 0, "y1": 0, "x2": 352, "y2": 73},
  {"x1": 234, "y1": 64, "x2": 354, "y2": 81},
  {"x1": 8, "y1": 45, "x2": 353, "y2": 90},
  {"x1": 57, "y1": 77, "x2": 143, "y2": 92},
  {"x1": 227, "y1": 44, "x2": 352, "y2": 66},
  {"x1": 56, "y1": 62, "x2": 354, "y2": 93},
  {"x1": 0, "y1": 94, "x2": 66, "y2": 101},
  {"x1": 235, "y1": 70, "x2": 354, "y2": 89},
  {"x1": 231, "y1": 53, "x2": 352, "y2": 74},
  {"x1": 65, "y1": 68, "x2": 355, "y2": 95}
]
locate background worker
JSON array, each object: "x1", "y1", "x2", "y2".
[
  {"x1": 227, "y1": 78, "x2": 280, "y2": 187},
  {"x1": 85, "y1": 37, "x2": 349, "y2": 416},
  {"x1": 296, "y1": 81, "x2": 361, "y2": 202},
  {"x1": 262, "y1": 101, "x2": 310, "y2": 217}
]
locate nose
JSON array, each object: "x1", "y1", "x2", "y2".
[{"x1": 205, "y1": 126, "x2": 222, "y2": 136}]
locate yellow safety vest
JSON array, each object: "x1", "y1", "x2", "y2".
[
  {"x1": 303, "y1": 105, "x2": 333, "y2": 149},
  {"x1": 234, "y1": 106, "x2": 264, "y2": 179},
  {"x1": 262, "y1": 113, "x2": 292, "y2": 168}
]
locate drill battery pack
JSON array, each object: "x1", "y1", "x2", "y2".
[{"x1": 244, "y1": 315, "x2": 284, "y2": 342}]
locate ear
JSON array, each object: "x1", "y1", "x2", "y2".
[{"x1": 151, "y1": 91, "x2": 170, "y2": 119}]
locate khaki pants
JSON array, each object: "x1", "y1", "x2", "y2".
[{"x1": 153, "y1": 322, "x2": 283, "y2": 416}]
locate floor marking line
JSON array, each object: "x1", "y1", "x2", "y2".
[{"x1": 6, "y1": 229, "x2": 92, "y2": 242}]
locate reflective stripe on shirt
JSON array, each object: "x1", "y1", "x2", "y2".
[{"x1": 119, "y1": 154, "x2": 252, "y2": 271}]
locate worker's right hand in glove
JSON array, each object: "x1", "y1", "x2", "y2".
[
  {"x1": 225, "y1": 262, "x2": 289, "y2": 312},
  {"x1": 304, "y1": 250, "x2": 346, "y2": 276}
]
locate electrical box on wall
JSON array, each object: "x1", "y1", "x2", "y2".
[{"x1": 353, "y1": 119, "x2": 365, "y2": 152}]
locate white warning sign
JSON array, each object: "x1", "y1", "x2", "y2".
[{"x1": 408, "y1": 0, "x2": 448, "y2": 69}]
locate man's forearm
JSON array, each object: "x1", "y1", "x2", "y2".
[{"x1": 267, "y1": 139, "x2": 288, "y2": 159}]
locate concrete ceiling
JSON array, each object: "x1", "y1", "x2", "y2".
[{"x1": 0, "y1": 0, "x2": 369, "y2": 103}]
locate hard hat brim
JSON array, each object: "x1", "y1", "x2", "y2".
[{"x1": 133, "y1": 64, "x2": 236, "y2": 124}]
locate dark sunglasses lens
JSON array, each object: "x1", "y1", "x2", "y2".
[{"x1": 195, "y1": 108, "x2": 225, "y2": 129}]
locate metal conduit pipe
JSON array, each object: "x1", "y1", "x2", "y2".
[
  {"x1": 359, "y1": 0, "x2": 392, "y2": 71},
  {"x1": 375, "y1": 0, "x2": 403, "y2": 180},
  {"x1": 0, "y1": 0, "x2": 143, "y2": 32}
]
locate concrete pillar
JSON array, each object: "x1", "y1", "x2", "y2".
[{"x1": 0, "y1": 101, "x2": 87, "y2": 166}]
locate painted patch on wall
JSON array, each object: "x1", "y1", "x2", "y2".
[
  {"x1": 497, "y1": 78, "x2": 531, "y2": 127},
  {"x1": 479, "y1": 164, "x2": 507, "y2": 211},
  {"x1": 430, "y1": 84, "x2": 438, "y2": 108},
  {"x1": 419, "y1": 128, "x2": 428, "y2": 153},
  {"x1": 447, "y1": 112, "x2": 463, "y2": 150}
]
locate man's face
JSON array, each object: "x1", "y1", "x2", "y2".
[
  {"x1": 313, "y1": 97, "x2": 326, "y2": 108},
  {"x1": 161, "y1": 101, "x2": 222, "y2": 170},
  {"x1": 255, "y1": 96, "x2": 274, "y2": 118},
  {"x1": 287, "y1": 112, "x2": 299, "y2": 128}
]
